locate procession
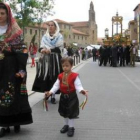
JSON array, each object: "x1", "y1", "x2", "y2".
[{"x1": 0, "y1": 0, "x2": 140, "y2": 140}]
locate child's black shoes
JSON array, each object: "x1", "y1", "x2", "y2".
[
  {"x1": 67, "y1": 127, "x2": 75, "y2": 137},
  {"x1": 60, "y1": 125, "x2": 69, "y2": 133},
  {"x1": 60, "y1": 125, "x2": 75, "y2": 137}
]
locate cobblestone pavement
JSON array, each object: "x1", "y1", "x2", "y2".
[{"x1": 2, "y1": 59, "x2": 140, "y2": 140}]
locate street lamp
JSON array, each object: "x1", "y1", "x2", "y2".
[{"x1": 105, "y1": 28, "x2": 109, "y2": 37}]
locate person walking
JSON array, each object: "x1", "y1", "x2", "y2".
[
  {"x1": 63, "y1": 43, "x2": 68, "y2": 58},
  {"x1": 125, "y1": 45, "x2": 130, "y2": 65},
  {"x1": 67, "y1": 46, "x2": 73, "y2": 57},
  {"x1": 119, "y1": 45, "x2": 126, "y2": 67},
  {"x1": 99, "y1": 45, "x2": 105, "y2": 66},
  {"x1": 130, "y1": 43, "x2": 138, "y2": 67},
  {"x1": 32, "y1": 20, "x2": 64, "y2": 104},
  {"x1": 0, "y1": 2, "x2": 33, "y2": 137},
  {"x1": 92, "y1": 47, "x2": 97, "y2": 61},
  {"x1": 45, "y1": 57, "x2": 88, "y2": 137},
  {"x1": 85, "y1": 48, "x2": 88, "y2": 60},
  {"x1": 111, "y1": 43, "x2": 118, "y2": 67},
  {"x1": 29, "y1": 42, "x2": 37, "y2": 67}
]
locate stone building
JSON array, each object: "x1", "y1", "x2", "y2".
[
  {"x1": 133, "y1": 3, "x2": 140, "y2": 46},
  {"x1": 128, "y1": 20, "x2": 137, "y2": 42},
  {"x1": 24, "y1": 1, "x2": 97, "y2": 49}
]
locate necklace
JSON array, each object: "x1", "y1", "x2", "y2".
[{"x1": 62, "y1": 72, "x2": 68, "y2": 85}]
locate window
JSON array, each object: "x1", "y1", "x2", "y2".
[
  {"x1": 42, "y1": 31, "x2": 44, "y2": 35},
  {"x1": 30, "y1": 29, "x2": 32, "y2": 35},
  {"x1": 24, "y1": 28, "x2": 27, "y2": 34},
  {"x1": 35, "y1": 30, "x2": 37, "y2": 34}
]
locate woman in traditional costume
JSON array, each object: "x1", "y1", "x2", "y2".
[
  {"x1": 32, "y1": 20, "x2": 63, "y2": 104},
  {"x1": 0, "y1": 2, "x2": 33, "y2": 137}
]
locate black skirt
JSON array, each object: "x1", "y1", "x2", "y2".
[
  {"x1": 32, "y1": 53, "x2": 62, "y2": 93},
  {"x1": 58, "y1": 92, "x2": 79, "y2": 119},
  {"x1": 0, "y1": 52, "x2": 33, "y2": 127},
  {"x1": 0, "y1": 112, "x2": 33, "y2": 127}
]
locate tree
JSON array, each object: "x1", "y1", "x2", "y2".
[{"x1": 5, "y1": 0, "x2": 54, "y2": 40}]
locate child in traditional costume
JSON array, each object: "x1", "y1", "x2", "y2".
[{"x1": 45, "y1": 57, "x2": 88, "y2": 137}]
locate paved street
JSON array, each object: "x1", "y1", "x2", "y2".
[{"x1": 2, "y1": 58, "x2": 140, "y2": 140}]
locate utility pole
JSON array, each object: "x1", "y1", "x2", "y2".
[{"x1": 21, "y1": 1, "x2": 24, "y2": 41}]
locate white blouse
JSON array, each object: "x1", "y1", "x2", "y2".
[
  {"x1": 0, "y1": 24, "x2": 8, "y2": 35},
  {"x1": 50, "y1": 76, "x2": 84, "y2": 94}
]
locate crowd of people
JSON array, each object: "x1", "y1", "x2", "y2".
[
  {"x1": 98, "y1": 43, "x2": 138, "y2": 67},
  {"x1": 1, "y1": 1, "x2": 140, "y2": 139},
  {"x1": 62, "y1": 45, "x2": 93, "y2": 61},
  {"x1": 0, "y1": 2, "x2": 88, "y2": 138}
]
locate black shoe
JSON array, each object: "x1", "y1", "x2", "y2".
[
  {"x1": 60, "y1": 125, "x2": 69, "y2": 133},
  {"x1": 14, "y1": 125, "x2": 20, "y2": 133},
  {"x1": 0, "y1": 128, "x2": 5, "y2": 137},
  {"x1": 51, "y1": 98, "x2": 56, "y2": 104},
  {"x1": 67, "y1": 127, "x2": 75, "y2": 137}
]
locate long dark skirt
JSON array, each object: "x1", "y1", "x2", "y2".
[
  {"x1": 0, "y1": 52, "x2": 33, "y2": 127},
  {"x1": 32, "y1": 53, "x2": 62, "y2": 93},
  {"x1": 58, "y1": 92, "x2": 79, "y2": 119}
]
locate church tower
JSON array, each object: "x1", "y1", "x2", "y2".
[
  {"x1": 89, "y1": 1, "x2": 95, "y2": 22},
  {"x1": 88, "y1": 1, "x2": 97, "y2": 44}
]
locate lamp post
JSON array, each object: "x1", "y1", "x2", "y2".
[{"x1": 105, "y1": 28, "x2": 109, "y2": 38}]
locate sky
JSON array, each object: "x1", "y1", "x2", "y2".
[{"x1": 47, "y1": 0, "x2": 140, "y2": 38}]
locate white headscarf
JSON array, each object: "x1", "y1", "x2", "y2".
[
  {"x1": 45, "y1": 20, "x2": 60, "y2": 39},
  {"x1": 40, "y1": 20, "x2": 63, "y2": 49}
]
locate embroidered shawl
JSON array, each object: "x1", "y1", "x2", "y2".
[{"x1": 0, "y1": 2, "x2": 22, "y2": 43}]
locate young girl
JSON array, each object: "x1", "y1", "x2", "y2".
[{"x1": 45, "y1": 57, "x2": 88, "y2": 137}]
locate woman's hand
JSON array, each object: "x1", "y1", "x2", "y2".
[{"x1": 41, "y1": 48, "x2": 51, "y2": 54}]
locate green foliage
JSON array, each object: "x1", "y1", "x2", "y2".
[{"x1": 8, "y1": 0, "x2": 54, "y2": 28}]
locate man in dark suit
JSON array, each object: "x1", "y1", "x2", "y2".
[
  {"x1": 92, "y1": 47, "x2": 97, "y2": 61},
  {"x1": 111, "y1": 43, "x2": 118, "y2": 67},
  {"x1": 119, "y1": 45, "x2": 126, "y2": 66}
]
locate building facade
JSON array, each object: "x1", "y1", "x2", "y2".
[
  {"x1": 133, "y1": 3, "x2": 140, "y2": 46},
  {"x1": 24, "y1": 1, "x2": 97, "y2": 49},
  {"x1": 128, "y1": 20, "x2": 137, "y2": 42}
]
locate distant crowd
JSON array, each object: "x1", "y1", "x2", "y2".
[
  {"x1": 62, "y1": 43, "x2": 93, "y2": 60},
  {"x1": 97, "y1": 43, "x2": 138, "y2": 67}
]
